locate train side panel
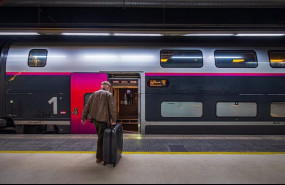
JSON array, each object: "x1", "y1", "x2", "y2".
[
  {"x1": 6, "y1": 74, "x2": 71, "y2": 133},
  {"x1": 145, "y1": 75, "x2": 285, "y2": 134},
  {"x1": 3, "y1": 42, "x2": 285, "y2": 134}
]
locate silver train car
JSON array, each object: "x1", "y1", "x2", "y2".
[{"x1": 1, "y1": 38, "x2": 285, "y2": 134}]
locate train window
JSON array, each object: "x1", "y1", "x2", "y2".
[
  {"x1": 84, "y1": 93, "x2": 93, "y2": 106},
  {"x1": 217, "y1": 102, "x2": 257, "y2": 117},
  {"x1": 161, "y1": 102, "x2": 203, "y2": 117},
  {"x1": 269, "y1": 51, "x2": 285, "y2": 68},
  {"x1": 148, "y1": 80, "x2": 169, "y2": 87},
  {"x1": 160, "y1": 50, "x2": 203, "y2": 68},
  {"x1": 28, "y1": 49, "x2": 48, "y2": 67},
  {"x1": 215, "y1": 50, "x2": 258, "y2": 68},
  {"x1": 271, "y1": 102, "x2": 285, "y2": 117}
]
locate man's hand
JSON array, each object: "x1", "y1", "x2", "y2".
[
  {"x1": 81, "y1": 120, "x2": 86, "y2": 125},
  {"x1": 111, "y1": 122, "x2": 116, "y2": 126}
]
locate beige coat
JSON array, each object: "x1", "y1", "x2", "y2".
[{"x1": 81, "y1": 90, "x2": 117, "y2": 123}]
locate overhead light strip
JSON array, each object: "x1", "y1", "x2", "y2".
[
  {"x1": 113, "y1": 33, "x2": 163, "y2": 37},
  {"x1": 62, "y1": 33, "x2": 111, "y2": 36},
  {"x1": 0, "y1": 32, "x2": 285, "y2": 37},
  {"x1": 62, "y1": 32, "x2": 162, "y2": 36},
  {"x1": 236, "y1": 34, "x2": 285, "y2": 37},
  {"x1": 0, "y1": 32, "x2": 40, "y2": 36},
  {"x1": 184, "y1": 34, "x2": 234, "y2": 36},
  {"x1": 184, "y1": 34, "x2": 285, "y2": 37}
]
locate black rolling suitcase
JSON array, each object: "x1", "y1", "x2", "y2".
[{"x1": 103, "y1": 124, "x2": 123, "y2": 167}]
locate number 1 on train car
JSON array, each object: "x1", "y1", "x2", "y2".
[
  {"x1": 71, "y1": 73, "x2": 108, "y2": 134},
  {"x1": 48, "y1": 97, "x2": 58, "y2": 115}
]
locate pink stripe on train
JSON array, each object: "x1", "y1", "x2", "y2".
[
  {"x1": 145, "y1": 73, "x2": 285, "y2": 77},
  {"x1": 6, "y1": 72, "x2": 285, "y2": 77},
  {"x1": 6, "y1": 72, "x2": 71, "y2": 76}
]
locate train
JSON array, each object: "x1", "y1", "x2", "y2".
[{"x1": 0, "y1": 37, "x2": 285, "y2": 134}]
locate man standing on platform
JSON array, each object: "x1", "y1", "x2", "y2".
[{"x1": 81, "y1": 81, "x2": 117, "y2": 163}]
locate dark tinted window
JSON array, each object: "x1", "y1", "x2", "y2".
[
  {"x1": 84, "y1": 93, "x2": 93, "y2": 106},
  {"x1": 28, "y1": 49, "x2": 48, "y2": 67},
  {"x1": 271, "y1": 102, "x2": 285, "y2": 117},
  {"x1": 215, "y1": 50, "x2": 258, "y2": 68},
  {"x1": 217, "y1": 102, "x2": 257, "y2": 117},
  {"x1": 161, "y1": 50, "x2": 203, "y2": 68},
  {"x1": 269, "y1": 51, "x2": 285, "y2": 68}
]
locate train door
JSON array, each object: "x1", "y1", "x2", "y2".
[
  {"x1": 110, "y1": 78, "x2": 140, "y2": 134},
  {"x1": 71, "y1": 73, "x2": 108, "y2": 134}
]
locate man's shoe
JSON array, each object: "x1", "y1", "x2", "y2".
[{"x1": 96, "y1": 158, "x2": 103, "y2": 163}]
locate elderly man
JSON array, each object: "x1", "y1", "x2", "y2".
[{"x1": 81, "y1": 81, "x2": 117, "y2": 163}]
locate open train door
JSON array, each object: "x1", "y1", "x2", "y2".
[{"x1": 71, "y1": 73, "x2": 108, "y2": 134}]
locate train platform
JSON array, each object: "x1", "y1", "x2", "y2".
[{"x1": 0, "y1": 134, "x2": 285, "y2": 184}]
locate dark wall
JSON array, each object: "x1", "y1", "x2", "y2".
[{"x1": 0, "y1": 7, "x2": 284, "y2": 29}]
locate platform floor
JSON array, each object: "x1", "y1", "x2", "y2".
[
  {"x1": 0, "y1": 135, "x2": 285, "y2": 184},
  {"x1": 0, "y1": 153, "x2": 285, "y2": 184},
  {"x1": 0, "y1": 134, "x2": 285, "y2": 152}
]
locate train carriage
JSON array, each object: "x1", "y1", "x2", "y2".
[{"x1": 1, "y1": 38, "x2": 285, "y2": 134}]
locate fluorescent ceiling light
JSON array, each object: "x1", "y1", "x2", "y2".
[
  {"x1": 184, "y1": 34, "x2": 234, "y2": 36},
  {"x1": 236, "y1": 34, "x2": 285, "y2": 37},
  {"x1": 62, "y1": 33, "x2": 111, "y2": 36},
  {"x1": 114, "y1": 33, "x2": 163, "y2": 37},
  {"x1": 0, "y1": 32, "x2": 40, "y2": 36}
]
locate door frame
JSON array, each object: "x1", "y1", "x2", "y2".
[{"x1": 108, "y1": 74, "x2": 141, "y2": 134}]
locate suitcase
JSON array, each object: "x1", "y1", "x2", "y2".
[{"x1": 103, "y1": 124, "x2": 123, "y2": 167}]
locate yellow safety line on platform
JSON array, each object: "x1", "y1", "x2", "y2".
[{"x1": 1, "y1": 151, "x2": 285, "y2": 155}]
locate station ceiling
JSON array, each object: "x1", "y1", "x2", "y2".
[
  {"x1": 2, "y1": 0, "x2": 285, "y2": 8},
  {"x1": 0, "y1": 0, "x2": 285, "y2": 32}
]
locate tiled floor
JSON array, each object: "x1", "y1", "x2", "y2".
[
  {"x1": 0, "y1": 134, "x2": 285, "y2": 152},
  {"x1": 0, "y1": 134, "x2": 285, "y2": 184},
  {"x1": 0, "y1": 152, "x2": 285, "y2": 184}
]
